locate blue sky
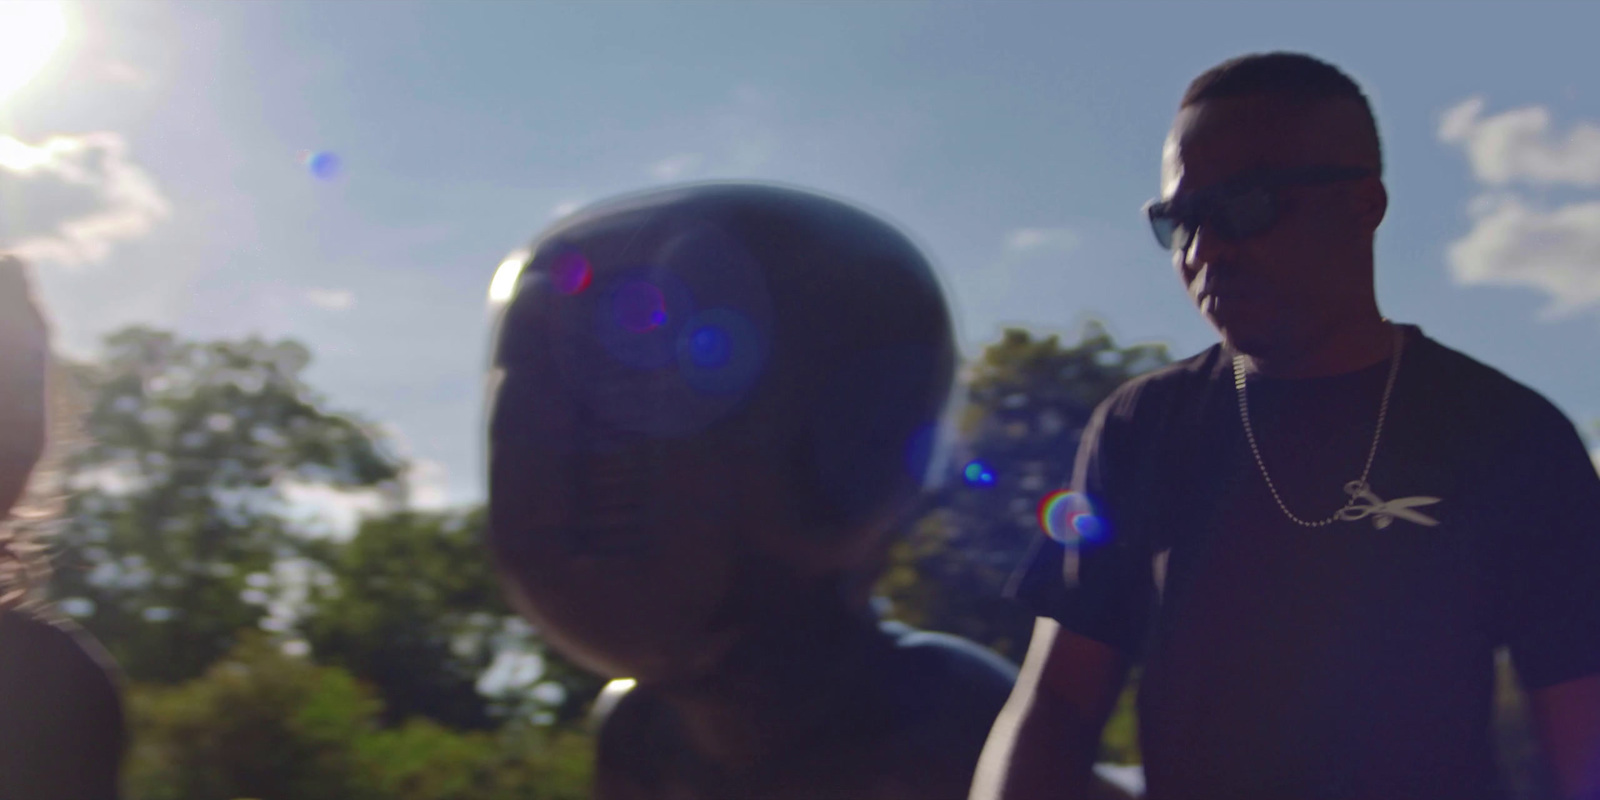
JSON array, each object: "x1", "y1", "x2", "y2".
[{"x1": 8, "y1": 0, "x2": 1600, "y2": 516}]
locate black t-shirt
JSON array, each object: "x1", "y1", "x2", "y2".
[
  {"x1": 0, "y1": 608, "x2": 126, "y2": 800},
  {"x1": 1010, "y1": 325, "x2": 1600, "y2": 800}
]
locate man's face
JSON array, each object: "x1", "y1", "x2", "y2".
[{"x1": 1161, "y1": 96, "x2": 1380, "y2": 359}]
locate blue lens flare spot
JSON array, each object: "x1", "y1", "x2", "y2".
[
  {"x1": 301, "y1": 150, "x2": 342, "y2": 180},
  {"x1": 551, "y1": 251, "x2": 593, "y2": 295},
  {"x1": 612, "y1": 281, "x2": 667, "y2": 332},
  {"x1": 963, "y1": 460, "x2": 996, "y2": 487},
  {"x1": 1038, "y1": 490, "x2": 1103, "y2": 547},
  {"x1": 687, "y1": 325, "x2": 731, "y2": 368},
  {"x1": 675, "y1": 308, "x2": 765, "y2": 396}
]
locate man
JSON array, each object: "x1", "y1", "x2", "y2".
[
  {"x1": 971, "y1": 53, "x2": 1600, "y2": 800},
  {"x1": 485, "y1": 183, "x2": 1017, "y2": 799}
]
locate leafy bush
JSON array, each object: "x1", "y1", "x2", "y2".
[{"x1": 123, "y1": 634, "x2": 595, "y2": 800}]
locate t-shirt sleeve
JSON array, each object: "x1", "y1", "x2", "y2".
[
  {"x1": 1005, "y1": 389, "x2": 1157, "y2": 656},
  {"x1": 1500, "y1": 405, "x2": 1600, "y2": 691}
]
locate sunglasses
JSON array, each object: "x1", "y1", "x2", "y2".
[{"x1": 1143, "y1": 165, "x2": 1377, "y2": 252}]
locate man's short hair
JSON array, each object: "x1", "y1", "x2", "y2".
[{"x1": 1182, "y1": 52, "x2": 1383, "y2": 174}]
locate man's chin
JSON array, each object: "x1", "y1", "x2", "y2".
[{"x1": 1208, "y1": 317, "x2": 1273, "y2": 358}]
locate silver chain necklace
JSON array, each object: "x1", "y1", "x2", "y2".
[{"x1": 1232, "y1": 324, "x2": 1404, "y2": 528}]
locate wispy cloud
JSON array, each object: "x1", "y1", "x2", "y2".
[
  {"x1": 550, "y1": 199, "x2": 583, "y2": 218},
  {"x1": 1446, "y1": 194, "x2": 1600, "y2": 318},
  {"x1": 650, "y1": 153, "x2": 704, "y2": 181},
  {"x1": 1003, "y1": 227, "x2": 1080, "y2": 255},
  {"x1": 0, "y1": 132, "x2": 170, "y2": 268},
  {"x1": 1440, "y1": 98, "x2": 1600, "y2": 187},
  {"x1": 306, "y1": 288, "x2": 356, "y2": 310},
  {"x1": 1440, "y1": 99, "x2": 1600, "y2": 316}
]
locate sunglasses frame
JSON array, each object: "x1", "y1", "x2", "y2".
[{"x1": 1143, "y1": 165, "x2": 1379, "y2": 252}]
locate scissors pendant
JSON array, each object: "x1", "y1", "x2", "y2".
[{"x1": 1336, "y1": 480, "x2": 1441, "y2": 529}]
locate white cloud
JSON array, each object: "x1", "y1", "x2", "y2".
[
  {"x1": 1440, "y1": 98, "x2": 1600, "y2": 316},
  {"x1": 650, "y1": 153, "x2": 704, "y2": 181},
  {"x1": 550, "y1": 199, "x2": 583, "y2": 218},
  {"x1": 1094, "y1": 764, "x2": 1145, "y2": 796},
  {"x1": 0, "y1": 132, "x2": 170, "y2": 267},
  {"x1": 477, "y1": 650, "x2": 545, "y2": 696},
  {"x1": 1003, "y1": 227, "x2": 1080, "y2": 255},
  {"x1": 276, "y1": 457, "x2": 449, "y2": 537},
  {"x1": 1446, "y1": 193, "x2": 1600, "y2": 317},
  {"x1": 1439, "y1": 97, "x2": 1600, "y2": 187},
  {"x1": 279, "y1": 480, "x2": 388, "y2": 538},
  {"x1": 306, "y1": 288, "x2": 355, "y2": 310},
  {"x1": 407, "y1": 458, "x2": 451, "y2": 510}
]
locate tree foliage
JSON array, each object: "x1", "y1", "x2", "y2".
[
  {"x1": 125, "y1": 634, "x2": 594, "y2": 800},
  {"x1": 298, "y1": 507, "x2": 606, "y2": 731},
  {"x1": 878, "y1": 322, "x2": 1170, "y2": 663},
  {"x1": 125, "y1": 633, "x2": 382, "y2": 800},
  {"x1": 41, "y1": 322, "x2": 1568, "y2": 796},
  {"x1": 50, "y1": 328, "x2": 404, "y2": 682}
]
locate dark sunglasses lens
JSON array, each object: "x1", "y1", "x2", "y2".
[
  {"x1": 1217, "y1": 189, "x2": 1276, "y2": 239},
  {"x1": 1150, "y1": 214, "x2": 1177, "y2": 250},
  {"x1": 1148, "y1": 204, "x2": 1192, "y2": 251}
]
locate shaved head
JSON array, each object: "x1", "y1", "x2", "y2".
[
  {"x1": 1160, "y1": 53, "x2": 1392, "y2": 373},
  {"x1": 1180, "y1": 51, "x2": 1382, "y2": 175}
]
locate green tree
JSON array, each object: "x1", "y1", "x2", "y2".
[
  {"x1": 297, "y1": 507, "x2": 608, "y2": 730},
  {"x1": 878, "y1": 322, "x2": 1170, "y2": 663},
  {"x1": 124, "y1": 635, "x2": 596, "y2": 800},
  {"x1": 357, "y1": 718, "x2": 592, "y2": 800},
  {"x1": 50, "y1": 327, "x2": 403, "y2": 683},
  {"x1": 124, "y1": 633, "x2": 383, "y2": 800}
]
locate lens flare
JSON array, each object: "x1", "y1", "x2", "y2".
[
  {"x1": 550, "y1": 251, "x2": 592, "y2": 295},
  {"x1": 686, "y1": 325, "x2": 731, "y2": 367},
  {"x1": 1038, "y1": 490, "x2": 1103, "y2": 547},
  {"x1": 488, "y1": 249, "x2": 529, "y2": 303},
  {"x1": 300, "y1": 150, "x2": 341, "y2": 180},
  {"x1": 963, "y1": 460, "x2": 996, "y2": 487},
  {"x1": 675, "y1": 308, "x2": 764, "y2": 396},
  {"x1": 612, "y1": 281, "x2": 667, "y2": 333}
]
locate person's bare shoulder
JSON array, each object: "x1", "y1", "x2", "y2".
[{"x1": 0, "y1": 608, "x2": 126, "y2": 800}]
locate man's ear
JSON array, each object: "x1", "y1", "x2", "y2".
[{"x1": 1352, "y1": 176, "x2": 1388, "y2": 232}]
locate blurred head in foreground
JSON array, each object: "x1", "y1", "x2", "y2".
[{"x1": 485, "y1": 182, "x2": 956, "y2": 684}]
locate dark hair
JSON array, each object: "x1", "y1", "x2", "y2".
[
  {"x1": 1182, "y1": 52, "x2": 1383, "y2": 173},
  {"x1": 492, "y1": 183, "x2": 956, "y2": 533}
]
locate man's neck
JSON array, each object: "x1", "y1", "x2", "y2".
[
  {"x1": 658, "y1": 607, "x2": 891, "y2": 768},
  {"x1": 1241, "y1": 315, "x2": 1397, "y2": 379}
]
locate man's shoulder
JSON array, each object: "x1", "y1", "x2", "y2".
[
  {"x1": 1097, "y1": 343, "x2": 1227, "y2": 427},
  {"x1": 1411, "y1": 330, "x2": 1571, "y2": 430}
]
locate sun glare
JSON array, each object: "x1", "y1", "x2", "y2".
[
  {"x1": 488, "y1": 249, "x2": 530, "y2": 304},
  {"x1": 0, "y1": 1, "x2": 67, "y2": 105}
]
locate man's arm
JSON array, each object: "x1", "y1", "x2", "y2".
[
  {"x1": 1530, "y1": 674, "x2": 1600, "y2": 800},
  {"x1": 969, "y1": 619, "x2": 1133, "y2": 800}
]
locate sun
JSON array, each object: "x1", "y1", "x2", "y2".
[{"x1": 0, "y1": 1, "x2": 66, "y2": 105}]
